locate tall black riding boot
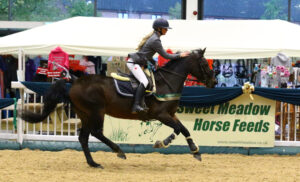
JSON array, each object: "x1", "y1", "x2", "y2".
[{"x1": 132, "y1": 84, "x2": 147, "y2": 114}]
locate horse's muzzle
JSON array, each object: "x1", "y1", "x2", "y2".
[
  {"x1": 206, "y1": 79, "x2": 217, "y2": 88},
  {"x1": 214, "y1": 79, "x2": 218, "y2": 86}
]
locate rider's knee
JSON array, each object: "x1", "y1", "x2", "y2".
[{"x1": 142, "y1": 80, "x2": 149, "y2": 88}]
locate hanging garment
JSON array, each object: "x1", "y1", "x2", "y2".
[
  {"x1": 3, "y1": 56, "x2": 18, "y2": 92},
  {"x1": 48, "y1": 46, "x2": 69, "y2": 72},
  {"x1": 33, "y1": 56, "x2": 46, "y2": 71},
  {"x1": 0, "y1": 71, "x2": 3, "y2": 98},
  {"x1": 213, "y1": 59, "x2": 221, "y2": 76},
  {"x1": 0, "y1": 56, "x2": 7, "y2": 72},
  {"x1": 260, "y1": 69, "x2": 269, "y2": 88},
  {"x1": 271, "y1": 53, "x2": 292, "y2": 70},
  {"x1": 217, "y1": 60, "x2": 235, "y2": 87},
  {"x1": 235, "y1": 59, "x2": 248, "y2": 79},
  {"x1": 25, "y1": 58, "x2": 36, "y2": 81},
  {"x1": 88, "y1": 56, "x2": 102, "y2": 74}
]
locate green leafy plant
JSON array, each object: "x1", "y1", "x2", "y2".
[
  {"x1": 168, "y1": 2, "x2": 181, "y2": 19},
  {"x1": 109, "y1": 127, "x2": 128, "y2": 142},
  {"x1": 261, "y1": 0, "x2": 288, "y2": 20}
]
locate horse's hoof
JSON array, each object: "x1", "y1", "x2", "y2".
[
  {"x1": 88, "y1": 162, "x2": 104, "y2": 169},
  {"x1": 117, "y1": 152, "x2": 127, "y2": 160},
  {"x1": 153, "y1": 140, "x2": 163, "y2": 148},
  {"x1": 95, "y1": 164, "x2": 104, "y2": 169},
  {"x1": 193, "y1": 153, "x2": 202, "y2": 161}
]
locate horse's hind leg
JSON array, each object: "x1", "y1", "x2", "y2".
[
  {"x1": 76, "y1": 108, "x2": 103, "y2": 168},
  {"x1": 90, "y1": 112, "x2": 126, "y2": 159},
  {"x1": 92, "y1": 132, "x2": 126, "y2": 159},
  {"x1": 79, "y1": 126, "x2": 103, "y2": 168}
]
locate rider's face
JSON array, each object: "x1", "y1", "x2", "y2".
[{"x1": 161, "y1": 28, "x2": 168, "y2": 35}]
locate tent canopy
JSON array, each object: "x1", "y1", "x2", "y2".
[{"x1": 0, "y1": 16, "x2": 300, "y2": 59}]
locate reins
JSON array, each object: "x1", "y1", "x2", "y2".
[
  {"x1": 155, "y1": 50, "x2": 209, "y2": 90},
  {"x1": 158, "y1": 67, "x2": 186, "y2": 79},
  {"x1": 157, "y1": 71, "x2": 175, "y2": 92},
  {"x1": 156, "y1": 58, "x2": 206, "y2": 89},
  {"x1": 156, "y1": 67, "x2": 187, "y2": 92}
]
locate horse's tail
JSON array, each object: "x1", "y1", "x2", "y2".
[{"x1": 20, "y1": 79, "x2": 69, "y2": 123}]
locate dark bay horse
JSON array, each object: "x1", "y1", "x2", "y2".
[{"x1": 21, "y1": 48, "x2": 216, "y2": 168}]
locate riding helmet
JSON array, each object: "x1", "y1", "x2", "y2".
[{"x1": 153, "y1": 18, "x2": 172, "y2": 29}]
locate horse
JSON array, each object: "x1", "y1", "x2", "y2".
[{"x1": 21, "y1": 48, "x2": 216, "y2": 168}]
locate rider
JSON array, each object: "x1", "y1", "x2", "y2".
[{"x1": 127, "y1": 18, "x2": 190, "y2": 114}]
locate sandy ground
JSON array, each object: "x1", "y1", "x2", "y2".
[{"x1": 0, "y1": 149, "x2": 300, "y2": 182}]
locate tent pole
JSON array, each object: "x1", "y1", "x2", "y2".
[
  {"x1": 17, "y1": 48, "x2": 24, "y2": 144},
  {"x1": 17, "y1": 49, "x2": 24, "y2": 81},
  {"x1": 22, "y1": 51, "x2": 25, "y2": 81}
]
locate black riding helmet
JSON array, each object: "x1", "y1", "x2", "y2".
[{"x1": 153, "y1": 18, "x2": 172, "y2": 29}]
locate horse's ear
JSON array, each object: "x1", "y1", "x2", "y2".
[{"x1": 199, "y1": 48, "x2": 206, "y2": 57}]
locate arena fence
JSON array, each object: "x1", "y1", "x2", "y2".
[
  {"x1": 1, "y1": 82, "x2": 300, "y2": 148},
  {"x1": 0, "y1": 82, "x2": 101, "y2": 144}
]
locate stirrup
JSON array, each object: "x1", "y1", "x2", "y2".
[
  {"x1": 131, "y1": 105, "x2": 146, "y2": 114},
  {"x1": 143, "y1": 105, "x2": 149, "y2": 112}
]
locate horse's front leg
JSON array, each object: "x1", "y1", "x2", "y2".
[
  {"x1": 153, "y1": 132, "x2": 176, "y2": 148},
  {"x1": 175, "y1": 117, "x2": 201, "y2": 161},
  {"x1": 154, "y1": 114, "x2": 201, "y2": 161},
  {"x1": 153, "y1": 113, "x2": 180, "y2": 149}
]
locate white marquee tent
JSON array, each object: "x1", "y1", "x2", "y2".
[{"x1": 0, "y1": 16, "x2": 300, "y2": 59}]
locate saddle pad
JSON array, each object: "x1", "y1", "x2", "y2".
[
  {"x1": 113, "y1": 79, "x2": 134, "y2": 97},
  {"x1": 113, "y1": 79, "x2": 154, "y2": 98}
]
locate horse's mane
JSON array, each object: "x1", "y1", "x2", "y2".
[
  {"x1": 158, "y1": 50, "x2": 199, "y2": 70},
  {"x1": 160, "y1": 57, "x2": 182, "y2": 69}
]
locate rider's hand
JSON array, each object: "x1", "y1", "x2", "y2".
[{"x1": 180, "y1": 51, "x2": 190, "y2": 58}]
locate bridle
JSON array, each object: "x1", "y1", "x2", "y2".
[
  {"x1": 156, "y1": 58, "x2": 208, "y2": 91},
  {"x1": 155, "y1": 51, "x2": 211, "y2": 91}
]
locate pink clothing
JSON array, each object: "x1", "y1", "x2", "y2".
[
  {"x1": 80, "y1": 60, "x2": 95, "y2": 74},
  {"x1": 48, "y1": 46, "x2": 69, "y2": 72}
]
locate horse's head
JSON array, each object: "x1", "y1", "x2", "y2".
[{"x1": 187, "y1": 48, "x2": 217, "y2": 88}]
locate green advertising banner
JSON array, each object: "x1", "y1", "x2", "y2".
[{"x1": 103, "y1": 94, "x2": 275, "y2": 147}]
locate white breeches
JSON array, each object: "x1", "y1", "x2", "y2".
[{"x1": 127, "y1": 58, "x2": 149, "y2": 88}]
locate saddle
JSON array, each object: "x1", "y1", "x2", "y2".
[{"x1": 111, "y1": 69, "x2": 155, "y2": 97}]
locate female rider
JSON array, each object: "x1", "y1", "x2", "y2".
[{"x1": 127, "y1": 18, "x2": 190, "y2": 113}]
